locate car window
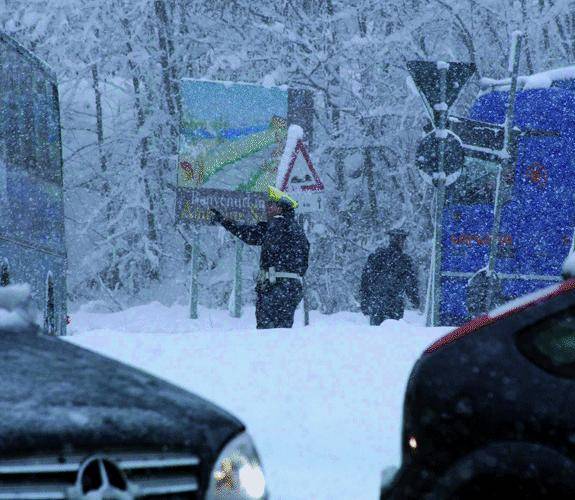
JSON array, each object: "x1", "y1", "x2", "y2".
[{"x1": 516, "y1": 308, "x2": 575, "y2": 378}]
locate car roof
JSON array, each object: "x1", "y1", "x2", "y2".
[{"x1": 425, "y1": 278, "x2": 575, "y2": 354}]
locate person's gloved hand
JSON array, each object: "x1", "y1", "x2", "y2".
[{"x1": 209, "y1": 208, "x2": 224, "y2": 224}]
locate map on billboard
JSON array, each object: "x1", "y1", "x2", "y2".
[{"x1": 177, "y1": 80, "x2": 289, "y2": 225}]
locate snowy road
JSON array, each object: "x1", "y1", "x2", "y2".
[{"x1": 66, "y1": 303, "x2": 447, "y2": 500}]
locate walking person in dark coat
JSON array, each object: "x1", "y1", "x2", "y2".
[
  {"x1": 210, "y1": 186, "x2": 309, "y2": 329},
  {"x1": 360, "y1": 229, "x2": 420, "y2": 325}
]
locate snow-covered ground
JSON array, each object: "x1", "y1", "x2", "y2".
[{"x1": 65, "y1": 303, "x2": 448, "y2": 500}]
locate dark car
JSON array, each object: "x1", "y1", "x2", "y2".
[
  {"x1": 0, "y1": 284, "x2": 268, "y2": 499},
  {"x1": 381, "y1": 278, "x2": 575, "y2": 500}
]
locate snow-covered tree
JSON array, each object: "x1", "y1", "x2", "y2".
[{"x1": 3, "y1": 0, "x2": 575, "y2": 311}]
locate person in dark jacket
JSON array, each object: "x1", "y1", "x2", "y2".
[
  {"x1": 360, "y1": 229, "x2": 420, "y2": 325},
  {"x1": 210, "y1": 187, "x2": 309, "y2": 329}
]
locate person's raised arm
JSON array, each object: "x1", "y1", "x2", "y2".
[{"x1": 209, "y1": 209, "x2": 267, "y2": 246}]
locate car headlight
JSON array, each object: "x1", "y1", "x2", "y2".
[{"x1": 206, "y1": 432, "x2": 268, "y2": 500}]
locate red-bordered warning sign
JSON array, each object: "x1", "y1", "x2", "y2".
[{"x1": 279, "y1": 139, "x2": 324, "y2": 193}]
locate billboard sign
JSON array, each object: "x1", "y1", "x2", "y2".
[{"x1": 177, "y1": 80, "x2": 290, "y2": 224}]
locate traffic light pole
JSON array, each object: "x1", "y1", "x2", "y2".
[{"x1": 485, "y1": 31, "x2": 523, "y2": 311}]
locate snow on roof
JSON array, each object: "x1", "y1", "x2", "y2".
[
  {"x1": 180, "y1": 77, "x2": 289, "y2": 91},
  {"x1": 480, "y1": 65, "x2": 575, "y2": 93},
  {"x1": 0, "y1": 284, "x2": 37, "y2": 333}
]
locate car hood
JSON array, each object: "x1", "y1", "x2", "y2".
[{"x1": 0, "y1": 328, "x2": 244, "y2": 461}]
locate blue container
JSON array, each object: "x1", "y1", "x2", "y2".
[{"x1": 440, "y1": 78, "x2": 575, "y2": 325}]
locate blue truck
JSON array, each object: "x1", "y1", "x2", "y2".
[
  {"x1": 0, "y1": 31, "x2": 67, "y2": 334},
  {"x1": 438, "y1": 66, "x2": 575, "y2": 325}
]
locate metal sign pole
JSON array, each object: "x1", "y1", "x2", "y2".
[
  {"x1": 425, "y1": 193, "x2": 437, "y2": 327},
  {"x1": 430, "y1": 63, "x2": 449, "y2": 326},
  {"x1": 189, "y1": 226, "x2": 199, "y2": 319},
  {"x1": 232, "y1": 238, "x2": 243, "y2": 318},
  {"x1": 302, "y1": 277, "x2": 310, "y2": 326},
  {"x1": 408, "y1": 59, "x2": 475, "y2": 326},
  {"x1": 486, "y1": 32, "x2": 523, "y2": 311},
  {"x1": 301, "y1": 214, "x2": 310, "y2": 326},
  {"x1": 432, "y1": 179, "x2": 446, "y2": 325}
]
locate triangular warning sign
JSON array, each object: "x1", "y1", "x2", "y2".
[{"x1": 279, "y1": 140, "x2": 324, "y2": 193}]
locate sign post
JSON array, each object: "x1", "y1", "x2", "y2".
[
  {"x1": 177, "y1": 81, "x2": 289, "y2": 319},
  {"x1": 189, "y1": 226, "x2": 199, "y2": 319},
  {"x1": 408, "y1": 60, "x2": 475, "y2": 326},
  {"x1": 485, "y1": 32, "x2": 523, "y2": 311},
  {"x1": 433, "y1": 63, "x2": 448, "y2": 326},
  {"x1": 232, "y1": 238, "x2": 243, "y2": 318},
  {"x1": 176, "y1": 81, "x2": 314, "y2": 321},
  {"x1": 277, "y1": 125, "x2": 324, "y2": 326},
  {"x1": 302, "y1": 276, "x2": 310, "y2": 326}
]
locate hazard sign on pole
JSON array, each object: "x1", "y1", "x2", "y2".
[{"x1": 277, "y1": 125, "x2": 324, "y2": 213}]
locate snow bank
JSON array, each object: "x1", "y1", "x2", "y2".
[
  {"x1": 0, "y1": 309, "x2": 30, "y2": 333},
  {"x1": 0, "y1": 283, "x2": 31, "y2": 312},
  {"x1": 0, "y1": 284, "x2": 37, "y2": 332},
  {"x1": 66, "y1": 303, "x2": 447, "y2": 500}
]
